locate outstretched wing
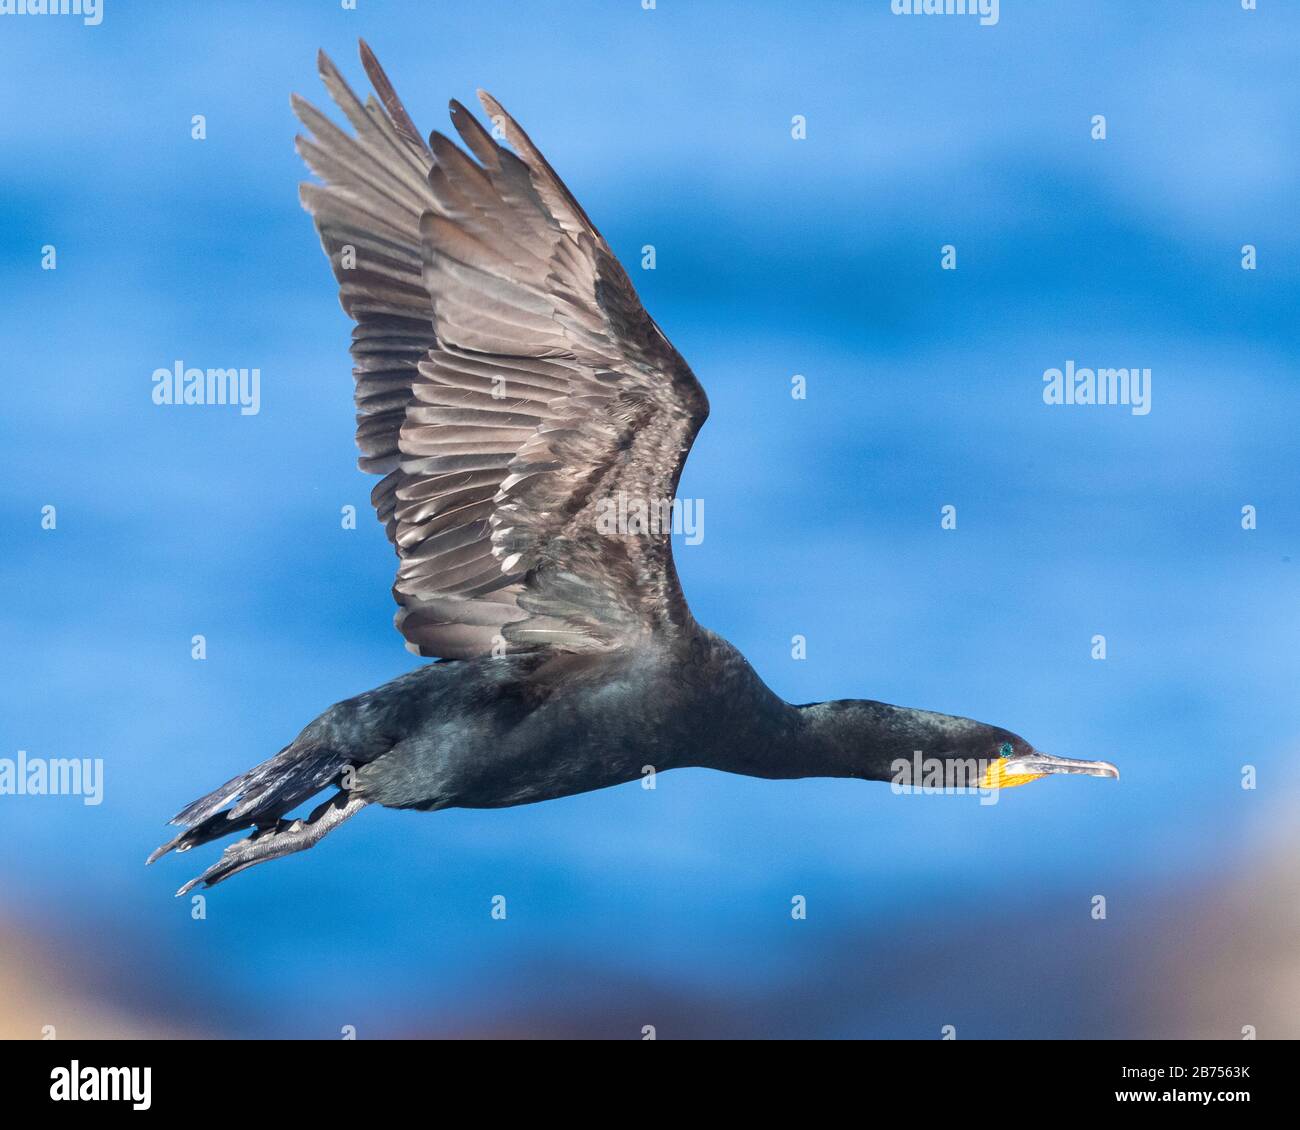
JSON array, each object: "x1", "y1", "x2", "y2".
[{"x1": 295, "y1": 42, "x2": 708, "y2": 659}]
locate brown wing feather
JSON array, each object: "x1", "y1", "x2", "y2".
[{"x1": 296, "y1": 42, "x2": 708, "y2": 658}]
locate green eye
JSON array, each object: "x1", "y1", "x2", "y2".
[{"x1": 999, "y1": 742, "x2": 1013, "y2": 759}]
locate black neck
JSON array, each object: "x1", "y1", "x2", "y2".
[
  {"x1": 704, "y1": 697, "x2": 1008, "y2": 784},
  {"x1": 679, "y1": 633, "x2": 1011, "y2": 785}
]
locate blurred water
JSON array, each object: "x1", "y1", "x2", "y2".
[{"x1": 1, "y1": 1, "x2": 1296, "y2": 1038}]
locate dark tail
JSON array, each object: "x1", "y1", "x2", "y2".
[{"x1": 148, "y1": 740, "x2": 369, "y2": 895}]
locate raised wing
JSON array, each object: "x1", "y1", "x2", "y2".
[{"x1": 295, "y1": 42, "x2": 708, "y2": 658}]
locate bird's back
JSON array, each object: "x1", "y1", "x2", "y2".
[{"x1": 346, "y1": 626, "x2": 794, "y2": 809}]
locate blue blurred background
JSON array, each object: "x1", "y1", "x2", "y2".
[{"x1": 2, "y1": 0, "x2": 1297, "y2": 1038}]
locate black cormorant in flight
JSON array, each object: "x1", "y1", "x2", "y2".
[{"x1": 151, "y1": 43, "x2": 1118, "y2": 894}]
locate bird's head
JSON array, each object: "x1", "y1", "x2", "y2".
[
  {"x1": 795, "y1": 700, "x2": 1120, "y2": 790},
  {"x1": 882, "y1": 708, "x2": 1121, "y2": 792},
  {"x1": 972, "y1": 734, "x2": 1120, "y2": 791}
]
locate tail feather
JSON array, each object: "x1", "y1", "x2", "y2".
[
  {"x1": 145, "y1": 807, "x2": 261, "y2": 866},
  {"x1": 168, "y1": 742, "x2": 345, "y2": 828},
  {"x1": 149, "y1": 740, "x2": 368, "y2": 891}
]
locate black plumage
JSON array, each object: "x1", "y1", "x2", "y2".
[{"x1": 151, "y1": 43, "x2": 1117, "y2": 895}]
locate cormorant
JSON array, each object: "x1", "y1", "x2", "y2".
[{"x1": 150, "y1": 43, "x2": 1118, "y2": 895}]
